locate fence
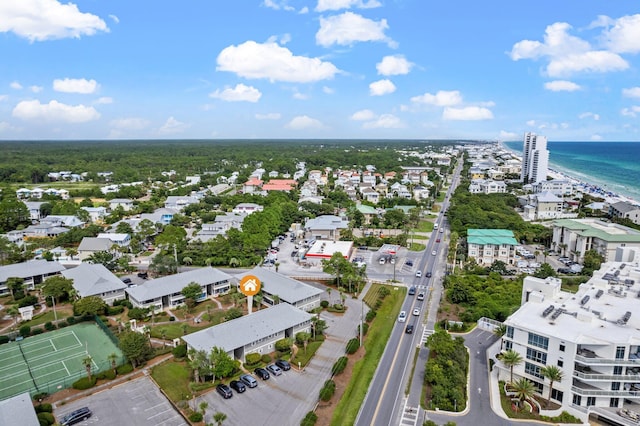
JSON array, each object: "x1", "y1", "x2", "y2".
[{"x1": 94, "y1": 315, "x2": 120, "y2": 347}]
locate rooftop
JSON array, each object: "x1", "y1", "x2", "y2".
[
  {"x1": 467, "y1": 229, "x2": 518, "y2": 246},
  {"x1": 554, "y1": 218, "x2": 640, "y2": 242},
  {"x1": 238, "y1": 267, "x2": 324, "y2": 304},
  {"x1": 126, "y1": 267, "x2": 232, "y2": 301}
]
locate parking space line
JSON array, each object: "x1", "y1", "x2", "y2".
[
  {"x1": 147, "y1": 407, "x2": 173, "y2": 419},
  {"x1": 144, "y1": 402, "x2": 166, "y2": 412}
]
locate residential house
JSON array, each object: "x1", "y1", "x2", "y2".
[
  {"x1": 164, "y1": 195, "x2": 199, "y2": 211},
  {"x1": 239, "y1": 267, "x2": 323, "y2": 311},
  {"x1": 532, "y1": 179, "x2": 574, "y2": 197},
  {"x1": 0, "y1": 260, "x2": 65, "y2": 296},
  {"x1": 194, "y1": 213, "x2": 246, "y2": 242},
  {"x1": 262, "y1": 179, "x2": 296, "y2": 192},
  {"x1": 181, "y1": 303, "x2": 312, "y2": 362},
  {"x1": 304, "y1": 215, "x2": 349, "y2": 240},
  {"x1": 140, "y1": 208, "x2": 177, "y2": 226},
  {"x1": 361, "y1": 187, "x2": 380, "y2": 204},
  {"x1": 522, "y1": 191, "x2": 566, "y2": 220},
  {"x1": 243, "y1": 178, "x2": 263, "y2": 194},
  {"x1": 22, "y1": 223, "x2": 69, "y2": 240},
  {"x1": 467, "y1": 229, "x2": 518, "y2": 266},
  {"x1": 22, "y1": 201, "x2": 46, "y2": 221},
  {"x1": 77, "y1": 237, "x2": 114, "y2": 260},
  {"x1": 62, "y1": 263, "x2": 127, "y2": 305},
  {"x1": 413, "y1": 185, "x2": 430, "y2": 201},
  {"x1": 97, "y1": 233, "x2": 131, "y2": 248},
  {"x1": 40, "y1": 215, "x2": 84, "y2": 228},
  {"x1": 232, "y1": 203, "x2": 264, "y2": 215},
  {"x1": 356, "y1": 204, "x2": 378, "y2": 225},
  {"x1": 81, "y1": 206, "x2": 108, "y2": 223},
  {"x1": 609, "y1": 201, "x2": 640, "y2": 225},
  {"x1": 16, "y1": 188, "x2": 32, "y2": 200},
  {"x1": 109, "y1": 198, "x2": 134, "y2": 211}
]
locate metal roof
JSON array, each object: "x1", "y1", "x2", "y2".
[
  {"x1": 62, "y1": 263, "x2": 127, "y2": 298},
  {"x1": 0, "y1": 260, "x2": 65, "y2": 283},
  {"x1": 126, "y1": 267, "x2": 233, "y2": 302},
  {"x1": 467, "y1": 229, "x2": 518, "y2": 246},
  {"x1": 237, "y1": 267, "x2": 323, "y2": 304}
]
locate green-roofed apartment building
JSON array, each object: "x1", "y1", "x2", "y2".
[
  {"x1": 467, "y1": 229, "x2": 519, "y2": 266},
  {"x1": 552, "y1": 218, "x2": 640, "y2": 263}
]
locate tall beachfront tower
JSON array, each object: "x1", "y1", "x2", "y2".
[{"x1": 521, "y1": 132, "x2": 549, "y2": 184}]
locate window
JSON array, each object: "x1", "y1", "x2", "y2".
[
  {"x1": 506, "y1": 326, "x2": 514, "y2": 339},
  {"x1": 573, "y1": 394, "x2": 582, "y2": 406},
  {"x1": 611, "y1": 382, "x2": 620, "y2": 391},
  {"x1": 616, "y1": 346, "x2": 625, "y2": 359},
  {"x1": 525, "y1": 362, "x2": 543, "y2": 379},
  {"x1": 614, "y1": 366, "x2": 622, "y2": 375},
  {"x1": 587, "y1": 397, "x2": 596, "y2": 406},
  {"x1": 610, "y1": 398, "x2": 619, "y2": 407},
  {"x1": 527, "y1": 347, "x2": 548, "y2": 364},
  {"x1": 504, "y1": 340, "x2": 513, "y2": 351},
  {"x1": 557, "y1": 360, "x2": 564, "y2": 367},
  {"x1": 551, "y1": 389, "x2": 563, "y2": 403},
  {"x1": 528, "y1": 332, "x2": 549, "y2": 350},
  {"x1": 559, "y1": 344, "x2": 565, "y2": 352}
]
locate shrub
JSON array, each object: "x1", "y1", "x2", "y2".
[
  {"x1": 245, "y1": 353, "x2": 261, "y2": 366},
  {"x1": 275, "y1": 338, "x2": 292, "y2": 353},
  {"x1": 33, "y1": 392, "x2": 48, "y2": 401},
  {"x1": 261, "y1": 354, "x2": 271, "y2": 364},
  {"x1": 114, "y1": 299, "x2": 133, "y2": 309},
  {"x1": 19, "y1": 325, "x2": 30, "y2": 337},
  {"x1": 35, "y1": 403, "x2": 53, "y2": 413},
  {"x1": 169, "y1": 316, "x2": 176, "y2": 321},
  {"x1": 18, "y1": 295, "x2": 38, "y2": 308},
  {"x1": 0, "y1": 335, "x2": 9, "y2": 345},
  {"x1": 72, "y1": 377, "x2": 97, "y2": 390},
  {"x1": 320, "y1": 300, "x2": 329, "y2": 308},
  {"x1": 31, "y1": 328, "x2": 44, "y2": 335},
  {"x1": 365, "y1": 310, "x2": 376, "y2": 322},
  {"x1": 345, "y1": 338, "x2": 359, "y2": 355},
  {"x1": 96, "y1": 369, "x2": 117, "y2": 380},
  {"x1": 331, "y1": 357, "x2": 348, "y2": 376},
  {"x1": 127, "y1": 307, "x2": 149, "y2": 320},
  {"x1": 67, "y1": 316, "x2": 76, "y2": 325},
  {"x1": 319, "y1": 380, "x2": 336, "y2": 401},
  {"x1": 189, "y1": 412, "x2": 203, "y2": 422},
  {"x1": 107, "y1": 305, "x2": 125, "y2": 315},
  {"x1": 57, "y1": 320, "x2": 68, "y2": 328},
  {"x1": 357, "y1": 323, "x2": 369, "y2": 336},
  {"x1": 300, "y1": 411, "x2": 318, "y2": 426},
  {"x1": 44, "y1": 322, "x2": 56, "y2": 331},
  {"x1": 117, "y1": 363, "x2": 133, "y2": 375},
  {"x1": 172, "y1": 344, "x2": 187, "y2": 359},
  {"x1": 37, "y1": 412, "x2": 55, "y2": 426}
]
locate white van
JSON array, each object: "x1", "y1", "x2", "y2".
[{"x1": 433, "y1": 223, "x2": 439, "y2": 230}]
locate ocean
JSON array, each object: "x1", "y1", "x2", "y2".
[{"x1": 503, "y1": 141, "x2": 640, "y2": 202}]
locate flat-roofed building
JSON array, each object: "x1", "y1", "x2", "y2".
[
  {"x1": 304, "y1": 240, "x2": 353, "y2": 261},
  {"x1": 467, "y1": 229, "x2": 518, "y2": 266},
  {"x1": 126, "y1": 267, "x2": 233, "y2": 311},
  {"x1": 500, "y1": 250, "x2": 640, "y2": 423},
  {"x1": 182, "y1": 303, "x2": 312, "y2": 362}
]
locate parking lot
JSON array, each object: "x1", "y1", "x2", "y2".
[{"x1": 54, "y1": 376, "x2": 187, "y2": 426}]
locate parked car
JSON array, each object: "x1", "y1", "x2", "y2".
[
  {"x1": 216, "y1": 384, "x2": 233, "y2": 399},
  {"x1": 275, "y1": 359, "x2": 291, "y2": 371},
  {"x1": 254, "y1": 367, "x2": 270, "y2": 380},
  {"x1": 240, "y1": 374, "x2": 258, "y2": 388},
  {"x1": 122, "y1": 278, "x2": 132, "y2": 284},
  {"x1": 60, "y1": 407, "x2": 92, "y2": 426},
  {"x1": 406, "y1": 259, "x2": 414, "y2": 267},
  {"x1": 136, "y1": 271, "x2": 148, "y2": 279},
  {"x1": 230, "y1": 380, "x2": 246, "y2": 393},
  {"x1": 398, "y1": 311, "x2": 407, "y2": 322},
  {"x1": 408, "y1": 286, "x2": 416, "y2": 296},
  {"x1": 266, "y1": 364, "x2": 283, "y2": 376},
  {"x1": 405, "y1": 324, "x2": 414, "y2": 334}
]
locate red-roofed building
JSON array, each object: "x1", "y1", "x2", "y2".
[
  {"x1": 243, "y1": 178, "x2": 263, "y2": 193},
  {"x1": 262, "y1": 179, "x2": 297, "y2": 192}
]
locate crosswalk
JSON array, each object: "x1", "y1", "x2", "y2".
[
  {"x1": 399, "y1": 401, "x2": 420, "y2": 426},
  {"x1": 420, "y1": 326, "x2": 434, "y2": 347}
]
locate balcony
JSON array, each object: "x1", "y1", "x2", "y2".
[
  {"x1": 575, "y1": 349, "x2": 640, "y2": 366},
  {"x1": 571, "y1": 386, "x2": 640, "y2": 398},
  {"x1": 573, "y1": 370, "x2": 640, "y2": 382}
]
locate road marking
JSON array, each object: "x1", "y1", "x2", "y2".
[{"x1": 400, "y1": 401, "x2": 419, "y2": 425}]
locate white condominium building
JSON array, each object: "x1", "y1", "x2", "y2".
[
  {"x1": 502, "y1": 249, "x2": 640, "y2": 424},
  {"x1": 521, "y1": 132, "x2": 549, "y2": 184}
]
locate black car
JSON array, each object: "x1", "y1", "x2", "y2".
[
  {"x1": 254, "y1": 367, "x2": 270, "y2": 380},
  {"x1": 408, "y1": 286, "x2": 416, "y2": 296},
  {"x1": 60, "y1": 407, "x2": 92, "y2": 426},
  {"x1": 425, "y1": 271, "x2": 432, "y2": 278},
  {"x1": 216, "y1": 383, "x2": 233, "y2": 399},
  {"x1": 405, "y1": 324, "x2": 414, "y2": 334},
  {"x1": 137, "y1": 271, "x2": 148, "y2": 279},
  {"x1": 122, "y1": 278, "x2": 132, "y2": 284},
  {"x1": 275, "y1": 359, "x2": 291, "y2": 371},
  {"x1": 229, "y1": 380, "x2": 246, "y2": 393}
]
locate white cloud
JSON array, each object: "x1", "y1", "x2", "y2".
[
  {"x1": 544, "y1": 80, "x2": 581, "y2": 92},
  {"x1": 510, "y1": 22, "x2": 628, "y2": 77},
  {"x1": 110, "y1": 118, "x2": 150, "y2": 130},
  {"x1": 263, "y1": 0, "x2": 295, "y2": 12},
  {"x1": 322, "y1": 86, "x2": 334, "y2": 94},
  {"x1": 217, "y1": 41, "x2": 340, "y2": 83},
  {"x1": 498, "y1": 130, "x2": 519, "y2": 140},
  {"x1": 442, "y1": 106, "x2": 493, "y2": 121},
  {"x1": 30, "y1": 85, "x2": 43, "y2": 93},
  {"x1": 590, "y1": 134, "x2": 603, "y2": 141},
  {"x1": 316, "y1": 12, "x2": 395, "y2": 48},
  {"x1": 350, "y1": 109, "x2": 375, "y2": 121},
  {"x1": 622, "y1": 87, "x2": 640, "y2": 98},
  {"x1": 285, "y1": 115, "x2": 323, "y2": 129},
  {"x1": 293, "y1": 92, "x2": 309, "y2": 100},
  {"x1": 255, "y1": 113, "x2": 281, "y2": 120},
  {"x1": 376, "y1": 55, "x2": 413, "y2": 76},
  {"x1": 159, "y1": 116, "x2": 189, "y2": 135},
  {"x1": 0, "y1": 95, "x2": 8, "y2": 102},
  {"x1": 315, "y1": 0, "x2": 381, "y2": 12},
  {"x1": 10, "y1": 81, "x2": 22, "y2": 90},
  {"x1": 411, "y1": 90, "x2": 462, "y2": 106},
  {"x1": 0, "y1": 0, "x2": 108, "y2": 42},
  {"x1": 369, "y1": 79, "x2": 396, "y2": 96},
  {"x1": 12, "y1": 99, "x2": 100, "y2": 123},
  {"x1": 621, "y1": 106, "x2": 640, "y2": 117},
  {"x1": 95, "y1": 97, "x2": 113, "y2": 104},
  {"x1": 53, "y1": 78, "x2": 99, "y2": 94},
  {"x1": 600, "y1": 14, "x2": 640, "y2": 54},
  {"x1": 526, "y1": 120, "x2": 537, "y2": 127},
  {"x1": 209, "y1": 84, "x2": 262, "y2": 102},
  {"x1": 579, "y1": 112, "x2": 600, "y2": 120},
  {"x1": 109, "y1": 14, "x2": 119, "y2": 24},
  {"x1": 362, "y1": 114, "x2": 403, "y2": 129}
]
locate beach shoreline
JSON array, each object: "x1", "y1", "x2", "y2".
[{"x1": 498, "y1": 140, "x2": 638, "y2": 205}]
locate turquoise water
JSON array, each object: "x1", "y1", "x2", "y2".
[{"x1": 503, "y1": 141, "x2": 640, "y2": 201}]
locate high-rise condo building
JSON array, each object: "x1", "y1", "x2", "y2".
[{"x1": 521, "y1": 132, "x2": 549, "y2": 184}]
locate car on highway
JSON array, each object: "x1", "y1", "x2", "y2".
[
  {"x1": 266, "y1": 364, "x2": 283, "y2": 376},
  {"x1": 440, "y1": 228, "x2": 444, "y2": 233},
  {"x1": 275, "y1": 359, "x2": 291, "y2": 371},
  {"x1": 417, "y1": 293, "x2": 425, "y2": 301},
  {"x1": 432, "y1": 250, "x2": 437, "y2": 256},
  {"x1": 413, "y1": 308, "x2": 420, "y2": 316},
  {"x1": 230, "y1": 380, "x2": 246, "y2": 393},
  {"x1": 405, "y1": 324, "x2": 414, "y2": 334},
  {"x1": 254, "y1": 367, "x2": 270, "y2": 380},
  {"x1": 436, "y1": 238, "x2": 441, "y2": 243},
  {"x1": 60, "y1": 407, "x2": 92, "y2": 426},
  {"x1": 415, "y1": 270, "x2": 422, "y2": 278},
  {"x1": 408, "y1": 286, "x2": 416, "y2": 295},
  {"x1": 216, "y1": 384, "x2": 233, "y2": 399},
  {"x1": 240, "y1": 374, "x2": 258, "y2": 388},
  {"x1": 425, "y1": 272, "x2": 432, "y2": 278},
  {"x1": 398, "y1": 311, "x2": 407, "y2": 322}
]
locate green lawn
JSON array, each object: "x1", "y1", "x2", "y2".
[
  {"x1": 330, "y1": 285, "x2": 405, "y2": 425},
  {"x1": 20, "y1": 305, "x2": 74, "y2": 328},
  {"x1": 151, "y1": 359, "x2": 192, "y2": 402},
  {"x1": 408, "y1": 242, "x2": 426, "y2": 252},
  {"x1": 290, "y1": 336, "x2": 324, "y2": 368},
  {"x1": 149, "y1": 322, "x2": 210, "y2": 340},
  {"x1": 415, "y1": 220, "x2": 434, "y2": 232}
]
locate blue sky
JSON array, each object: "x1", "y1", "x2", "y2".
[{"x1": 1, "y1": 0, "x2": 639, "y2": 141}]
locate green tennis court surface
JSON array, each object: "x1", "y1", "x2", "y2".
[{"x1": 0, "y1": 322, "x2": 124, "y2": 400}]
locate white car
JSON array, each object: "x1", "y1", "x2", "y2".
[
  {"x1": 432, "y1": 250, "x2": 437, "y2": 256},
  {"x1": 415, "y1": 270, "x2": 422, "y2": 278},
  {"x1": 413, "y1": 308, "x2": 420, "y2": 316},
  {"x1": 398, "y1": 311, "x2": 407, "y2": 322}
]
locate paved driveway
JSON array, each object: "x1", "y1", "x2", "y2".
[{"x1": 54, "y1": 376, "x2": 187, "y2": 426}]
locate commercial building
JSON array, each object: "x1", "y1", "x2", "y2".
[
  {"x1": 501, "y1": 249, "x2": 640, "y2": 424},
  {"x1": 467, "y1": 229, "x2": 518, "y2": 266},
  {"x1": 521, "y1": 132, "x2": 549, "y2": 184}
]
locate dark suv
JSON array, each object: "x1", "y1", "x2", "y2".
[
  {"x1": 254, "y1": 367, "x2": 270, "y2": 380},
  {"x1": 230, "y1": 380, "x2": 246, "y2": 393},
  {"x1": 60, "y1": 407, "x2": 92, "y2": 426},
  {"x1": 216, "y1": 384, "x2": 233, "y2": 399},
  {"x1": 275, "y1": 359, "x2": 291, "y2": 371}
]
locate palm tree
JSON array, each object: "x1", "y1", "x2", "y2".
[
  {"x1": 199, "y1": 401, "x2": 208, "y2": 416},
  {"x1": 213, "y1": 411, "x2": 227, "y2": 426},
  {"x1": 493, "y1": 324, "x2": 507, "y2": 338},
  {"x1": 182, "y1": 256, "x2": 193, "y2": 266},
  {"x1": 541, "y1": 365, "x2": 563, "y2": 407},
  {"x1": 502, "y1": 349, "x2": 523, "y2": 383},
  {"x1": 82, "y1": 356, "x2": 93, "y2": 381},
  {"x1": 160, "y1": 328, "x2": 167, "y2": 347},
  {"x1": 511, "y1": 377, "x2": 535, "y2": 410},
  {"x1": 326, "y1": 287, "x2": 332, "y2": 304},
  {"x1": 254, "y1": 294, "x2": 263, "y2": 311},
  {"x1": 108, "y1": 352, "x2": 118, "y2": 375}
]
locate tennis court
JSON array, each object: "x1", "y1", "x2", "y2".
[{"x1": 0, "y1": 322, "x2": 124, "y2": 400}]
